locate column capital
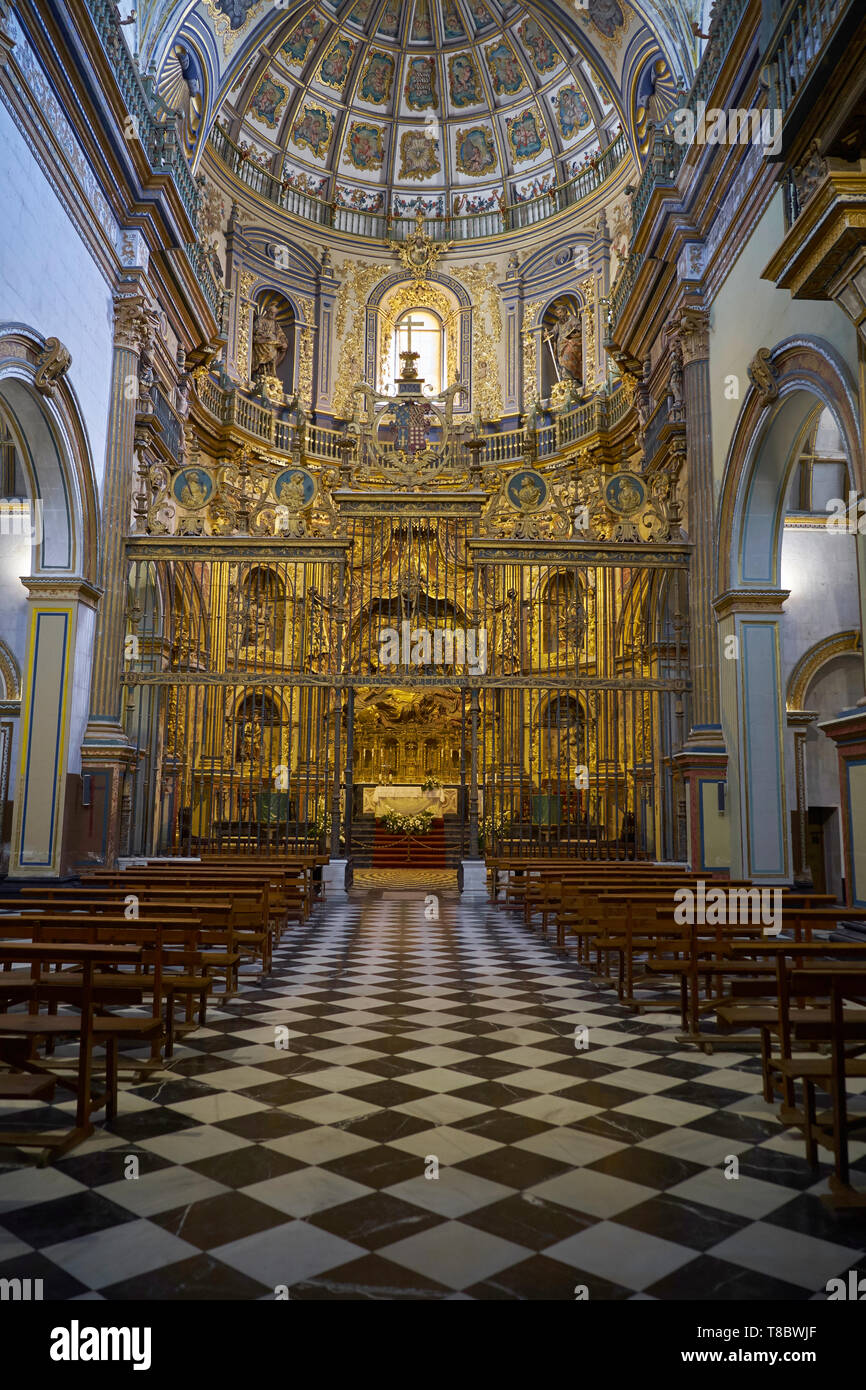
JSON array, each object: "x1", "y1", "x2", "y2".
[
  {"x1": 713, "y1": 588, "x2": 791, "y2": 619},
  {"x1": 20, "y1": 576, "x2": 102, "y2": 609},
  {"x1": 672, "y1": 304, "x2": 710, "y2": 365},
  {"x1": 113, "y1": 295, "x2": 160, "y2": 355},
  {"x1": 786, "y1": 708, "x2": 820, "y2": 729}
]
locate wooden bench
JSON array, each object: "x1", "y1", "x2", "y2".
[{"x1": 0, "y1": 940, "x2": 148, "y2": 1161}]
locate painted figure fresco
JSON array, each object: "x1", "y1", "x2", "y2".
[
  {"x1": 213, "y1": 0, "x2": 258, "y2": 30},
  {"x1": 318, "y1": 37, "x2": 354, "y2": 90},
  {"x1": 274, "y1": 468, "x2": 316, "y2": 507},
  {"x1": 281, "y1": 12, "x2": 323, "y2": 64},
  {"x1": 173, "y1": 467, "x2": 213, "y2": 509},
  {"x1": 449, "y1": 54, "x2": 481, "y2": 108},
  {"x1": 249, "y1": 72, "x2": 288, "y2": 128},
  {"x1": 506, "y1": 470, "x2": 547, "y2": 511},
  {"x1": 377, "y1": 0, "x2": 399, "y2": 37},
  {"x1": 442, "y1": 1, "x2": 466, "y2": 39},
  {"x1": 486, "y1": 42, "x2": 525, "y2": 96},
  {"x1": 346, "y1": 121, "x2": 384, "y2": 169},
  {"x1": 347, "y1": 0, "x2": 373, "y2": 24},
  {"x1": 455, "y1": 126, "x2": 496, "y2": 176},
  {"x1": 399, "y1": 129, "x2": 441, "y2": 179},
  {"x1": 585, "y1": 0, "x2": 625, "y2": 38},
  {"x1": 405, "y1": 56, "x2": 437, "y2": 109},
  {"x1": 605, "y1": 472, "x2": 645, "y2": 514},
  {"x1": 359, "y1": 51, "x2": 394, "y2": 104},
  {"x1": 555, "y1": 85, "x2": 591, "y2": 139},
  {"x1": 507, "y1": 109, "x2": 547, "y2": 162},
  {"x1": 466, "y1": 0, "x2": 493, "y2": 30},
  {"x1": 291, "y1": 106, "x2": 333, "y2": 157},
  {"x1": 411, "y1": 0, "x2": 433, "y2": 41},
  {"x1": 518, "y1": 17, "x2": 559, "y2": 72}
]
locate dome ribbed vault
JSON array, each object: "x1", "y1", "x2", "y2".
[{"x1": 204, "y1": 0, "x2": 644, "y2": 218}]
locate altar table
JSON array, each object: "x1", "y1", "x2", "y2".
[{"x1": 364, "y1": 784, "x2": 456, "y2": 816}]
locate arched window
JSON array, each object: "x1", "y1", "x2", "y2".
[
  {"x1": 786, "y1": 406, "x2": 848, "y2": 514},
  {"x1": 392, "y1": 309, "x2": 443, "y2": 394}
]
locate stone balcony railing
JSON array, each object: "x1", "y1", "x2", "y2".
[
  {"x1": 82, "y1": 0, "x2": 201, "y2": 228},
  {"x1": 208, "y1": 124, "x2": 629, "y2": 245},
  {"x1": 195, "y1": 374, "x2": 628, "y2": 467}
]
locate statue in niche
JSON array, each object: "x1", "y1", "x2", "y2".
[
  {"x1": 545, "y1": 301, "x2": 582, "y2": 382},
  {"x1": 243, "y1": 596, "x2": 273, "y2": 648},
  {"x1": 238, "y1": 716, "x2": 262, "y2": 764},
  {"x1": 497, "y1": 588, "x2": 521, "y2": 673},
  {"x1": 668, "y1": 342, "x2": 684, "y2": 421},
  {"x1": 252, "y1": 302, "x2": 288, "y2": 379}
]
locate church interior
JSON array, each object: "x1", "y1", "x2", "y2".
[{"x1": 1, "y1": 0, "x2": 866, "y2": 1317}]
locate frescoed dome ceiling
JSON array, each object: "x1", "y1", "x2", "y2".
[{"x1": 198, "y1": 0, "x2": 644, "y2": 218}]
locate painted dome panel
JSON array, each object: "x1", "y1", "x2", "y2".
[{"x1": 217, "y1": 0, "x2": 625, "y2": 215}]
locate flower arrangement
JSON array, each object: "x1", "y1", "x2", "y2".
[
  {"x1": 421, "y1": 774, "x2": 442, "y2": 791},
  {"x1": 479, "y1": 812, "x2": 513, "y2": 848},
  {"x1": 381, "y1": 808, "x2": 435, "y2": 835}
]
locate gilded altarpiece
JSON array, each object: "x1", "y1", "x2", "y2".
[{"x1": 122, "y1": 386, "x2": 690, "y2": 858}]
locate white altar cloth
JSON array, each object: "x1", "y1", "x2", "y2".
[{"x1": 364, "y1": 784, "x2": 454, "y2": 816}]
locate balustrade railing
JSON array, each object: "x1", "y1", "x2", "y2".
[
  {"x1": 208, "y1": 124, "x2": 629, "y2": 243},
  {"x1": 82, "y1": 0, "x2": 200, "y2": 227},
  {"x1": 765, "y1": 0, "x2": 848, "y2": 122},
  {"x1": 194, "y1": 375, "x2": 627, "y2": 465}
]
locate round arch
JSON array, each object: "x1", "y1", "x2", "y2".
[
  {"x1": 0, "y1": 326, "x2": 99, "y2": 583},
  {"x1": 717, "y1": 337, "x2": 863, "y2": 595}
]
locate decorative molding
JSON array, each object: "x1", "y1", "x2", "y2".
[
  {"x1": 786, "y1": 630, "x2": 861, "y2": 710},
  {"x1": 747, "y1": 346, "x2": 780, "y2": 406},
  {"x1": 20, "y1": 576, "x2": 102, "y2": 608},
  {"x1": 713, "y1": 588, "x2": 791, "y2": 619},
  {"x1": 34, "y1": 337, "x2": 72, "y2": 398},
  {"x1": 676, "y1": 305, "x2": 710, "y2": 364},
  {"x1": 0, "y1": 638, "x2": 21, "y2": 701}
]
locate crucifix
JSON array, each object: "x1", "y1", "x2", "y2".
[{"x1": 399, "y1": 313, "x2": 426, "y2": 381}]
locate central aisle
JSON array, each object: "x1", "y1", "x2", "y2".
[{"x1": 1, "y1": 883, "x2": 862, "y2": 1299}]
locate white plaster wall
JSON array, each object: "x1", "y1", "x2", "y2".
[
  {"x1": 710, "y1": 191, "x2": 858, "y2": 489},
  {"x1": 0, "y1": 101, "x2": 114, "y2": 496},
  {"x1": 803, "y1": 657, "x2": 863, "y2": 806},
  {"x1": 779, "y1": 527, "x2": 860, "y2": 686}
]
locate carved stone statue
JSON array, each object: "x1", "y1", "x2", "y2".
[
  {"x1": 545, "y1": 301, "x2": 582, "y2": 382},
  {"x1": 252, "y1": 302, "x2": 288, "y2": 379}
]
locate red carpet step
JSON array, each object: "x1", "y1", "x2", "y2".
[{"x1": 372, "y1": 818, "x2": 447, "y2": 868}]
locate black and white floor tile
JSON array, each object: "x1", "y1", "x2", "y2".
[{"x1": 1, "y1": 883, "x2": 864, "y2": 1300}]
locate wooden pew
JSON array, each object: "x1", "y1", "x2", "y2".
[
  {"x1": 779, "y1": 964, "x2": 866, "y2": 1203},
  {"x1": 0, "y1": 940, "x2": 147, "y2": 1161}
]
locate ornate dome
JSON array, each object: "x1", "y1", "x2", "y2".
[{"x1": 215, "y1": 0, "x2": 624, "y2": 220}]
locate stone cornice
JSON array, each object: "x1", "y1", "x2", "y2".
[
  {"x1": 20, "y1": 576, "x2": 102, "y2": 609},
  {"x1": 713, "y1": 587, "x2": 791, "y2": 618}
]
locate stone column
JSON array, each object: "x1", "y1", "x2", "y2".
[
  {"x1": 676, "y1": 305, "x2": 722, "y2": 738},
  {"x1": 713, "y1": 589, "x2": 791, "y2": 882},
  {"x1": 80, "y1": 291, "x2": 158, "y2": 864},
  {"x1": 9, "y1": 577, "x2": 101, "y2": 877},
  {"x1": 670, "y1": 305, "x2": 729, "y2": 869}
]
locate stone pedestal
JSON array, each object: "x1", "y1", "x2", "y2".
[
  {"x1": 671, "y1": 738, "x2": 729, "y2": 872},
  {"x1": 323, "y1": 858, "x2": 353, "y2": 894},
  {"x1": 459, "y1": 859, "x2": 487, "y2": 896}
]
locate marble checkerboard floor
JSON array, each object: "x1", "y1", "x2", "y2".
[{"x1": 0, "y1": 881, "x2": 865, "y2": 1300}]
